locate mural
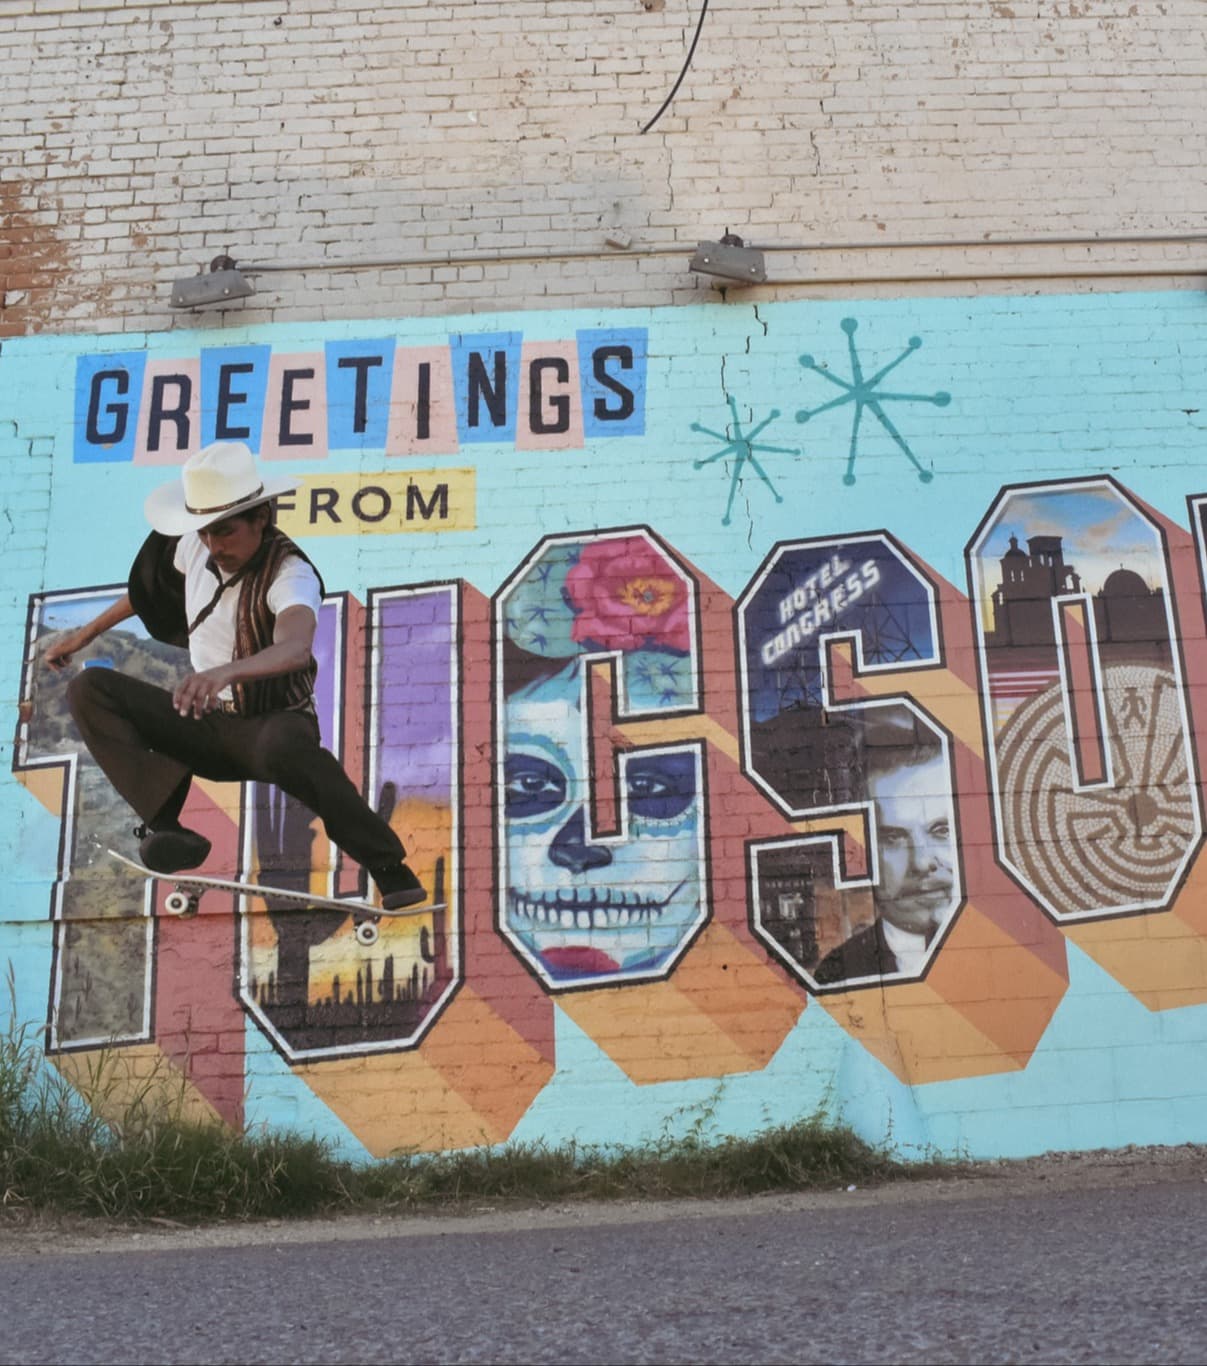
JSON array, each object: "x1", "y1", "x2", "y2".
[
  {"x1": 968, "y1": 481, "x2": 1200, "y2": 923},
  {"x1": 739, "y1": 534, "x2": 960, "y2": 988},
  {"x1": 690, "y1": 396, "x2": 798, "y2": 525},
  {"x1": 18, "y1": 590, "x2": 183, "y2": 1049},
  {"x1": 8, "y1": 294, "x2": 1207, "y2": 1160},
  {"x1": 72, "y1": 329, "x2": 647, "y2": 462},
  {"x1": 241, "y1": 586, "x2": 461, "y2": 1060},
  {"x1": 497, "y1": 532, "x2": 706, "y2": 988},
  {"x1": 795, "y1": 317, "x2": 950, "y2": 485}
]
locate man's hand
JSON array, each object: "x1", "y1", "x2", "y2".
[
  {"x1": 40, "y1": 594, "x2": 136, "y2": 674},
  {"x1": 173, "y1": 666, "x2": 235, "y2": 719},
  {"x1": 169, "y1": 607, "x2": 316, "y2": 718},
  {"x1": 43, "y1": 628, "x2": 95, "y2": 673}
]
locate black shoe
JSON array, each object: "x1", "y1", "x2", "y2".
[
  {"x1": 371, "y1": 862, "x2": 427, "y2": 910},
  {"x1": 138, "y1": 827, "x2": 212, "y2": 874}
]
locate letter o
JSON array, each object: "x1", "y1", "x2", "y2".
[{"x1": 352, "y1": 486, "x2": 391, "y2": 523}]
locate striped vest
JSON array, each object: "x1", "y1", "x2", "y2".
[
  {"x1": 129, "y1": 528, "x2": 323, "y2": 718},
  {"x1": 224, "y1": 529, "x2": 320, "y2": 717}
]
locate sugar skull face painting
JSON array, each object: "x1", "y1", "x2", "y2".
[{"x1": 497, "y1": 533, "x2": 707, "y2": 987}]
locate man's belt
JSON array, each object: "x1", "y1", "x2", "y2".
[{"x1": 215, "y1": 696, "x2": 316, "y2": 718}]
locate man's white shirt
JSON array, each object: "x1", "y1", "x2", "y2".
[
  {"x1": 174, "y1": 533, "x2": 322, "y2": 699},
  {"x1": 881, "y1": 917, "x2": 929, "y2": 976}
]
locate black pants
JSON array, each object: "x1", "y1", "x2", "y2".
[{"x1": 67, "y1": 668, "x2": 405, "y2": 871}]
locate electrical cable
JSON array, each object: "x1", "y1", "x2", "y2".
[
  {"x1": 241, "y1": 230, "x2": 1207, "y2": 276},
  {"x1": 640, "y1": 0, "x2": 710, "y2": 134}
]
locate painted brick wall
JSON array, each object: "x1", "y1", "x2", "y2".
[
  {"x1": 3, "y1": 1, "x2": 1205, "y2": 334},
  {"x1": 4, "y1": 3, "x2": 1207, "y2": 1164}
]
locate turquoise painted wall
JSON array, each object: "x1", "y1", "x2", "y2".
[{"x1": 5, "y1": 290, "x2": 1207, "y2": 1160}]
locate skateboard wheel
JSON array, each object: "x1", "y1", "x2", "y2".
[
  {"x1": 354, "y1": 919, "x2": 379, "y2": 947},
  {"x1": 165, "y1": 890, "x2": 194, "y2": 917}
]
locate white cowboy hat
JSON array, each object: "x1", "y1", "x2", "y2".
[{"x1": 144, "y1": 441, "x2": 299, "y2": 535}]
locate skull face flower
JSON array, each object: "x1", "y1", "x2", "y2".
[
  {"x1": 564, "y1": 535, "x2": 692, "y2": 655},
  {"x1": 501, "y1": 667, "x2": 706, "y2": 986}
]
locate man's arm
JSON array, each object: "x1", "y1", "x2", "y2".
[
  {"x1": 172, "y1": 604, "x2": 317, "y2": 718},
  {"x1": 43, "y1": 593, "x2": 137, "y2": 672}
]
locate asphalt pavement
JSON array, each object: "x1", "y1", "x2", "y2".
[{"x1": 1, "y1": 1172, "x2": 1204, "y2": 1364}]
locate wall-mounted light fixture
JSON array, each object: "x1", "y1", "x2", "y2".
[
  {"x1": 689, "y1": 233, "x2": 767, "y2": 285},
  {"x1": 170, "y1": 255, "x2": 255, "y2": 309}
]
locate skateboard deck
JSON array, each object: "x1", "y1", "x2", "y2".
[{"x1": 108, "y1": 849, "x2": 445, "y2": 946}]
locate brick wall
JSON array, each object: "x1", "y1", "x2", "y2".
[{"x1": 3, "y1": 1, "x2": 1205, "y2": 335}]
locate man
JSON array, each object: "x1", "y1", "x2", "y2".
[
  {"x1": 44, "y1": 440, "x2": 427, "y2": 911},
  {"x1": 813, "y1": 739, "x2": 957, "y2": 985}
]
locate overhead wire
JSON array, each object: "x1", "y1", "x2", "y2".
[{"x1": 640, "y1": 0, "x2": 711, "y2": 134}]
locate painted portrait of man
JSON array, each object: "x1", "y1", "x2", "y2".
[{"x1": 813, "y1": 729, "x2": 958, "y2": 985}]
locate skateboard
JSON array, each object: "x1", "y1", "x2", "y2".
[{"x1": 108, "y1": 849, "x2": 445, "y2": 947}]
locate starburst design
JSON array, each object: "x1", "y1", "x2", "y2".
[
  {"x1": 796, "y1": 318, "x2": 951, "y2": 486},
  {"x1": 691, "y1": 396, "x2": 801, "y2": 526}
]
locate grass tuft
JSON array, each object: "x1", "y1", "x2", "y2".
[
  {"x1": 0, "y1": 1003, "x2": 921, "y2": 1225},
  {"x1": 354, "y1": 1118, "x2": 905, "y2": 1211}
]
